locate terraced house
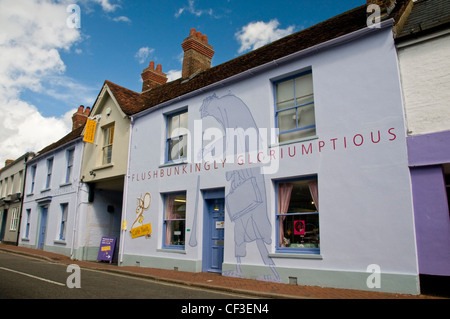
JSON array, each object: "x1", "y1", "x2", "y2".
[
  {"x1": 0, "y1": 153, "x2": 34, "y2": 245},
  {"x1": 10, "y1": 0, "x2": 449, "y2": 296}
]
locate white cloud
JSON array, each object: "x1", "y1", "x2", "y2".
[
  {"x1": 175, "y1": 0, "x2": 215, "y2": 18},
  {"x1": 112, "y1": 16, "x2": 131, "y2": 23},
  {"x1": 235, "y1": 19, "x2": 295, "y2": 53},
  {"x1": 0, "y1": 0, "x2": 86, "y2": 166},
  {"x1": 135, "y1": 47, "x2": 155, "y2": 64},
  {"x1": 92, "y1": 0, "x2": 120, "y2": 12}
]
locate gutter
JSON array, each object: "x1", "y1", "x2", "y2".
[{"x1": 131, "y1": 19, "x2": 394, "y2": 121}]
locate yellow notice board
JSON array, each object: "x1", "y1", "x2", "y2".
[{"x1": 83, "y1": 119, "x2": 97, "y2": 143}]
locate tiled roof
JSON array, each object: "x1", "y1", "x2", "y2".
[
  {"x1": 104, "y1": 80, "x2": 145, "y2": 116},
  {"x1": 99, "y1": 0, "x2": 410, "y2": 116},
  {"x1": 397, "y1": 0, "x2": 450, "y2": 38}
]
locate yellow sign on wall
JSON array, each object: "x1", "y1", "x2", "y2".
[
  {"x1": 83, "y1": 119, "x2": 97, "y2": 144},
  {"x1": 130, "y1": 223, "x2": 152, "y2": 239}
]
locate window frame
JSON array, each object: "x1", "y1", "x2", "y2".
[
  {"x1": 45, "y1": 158, "x2": 53, "y2": 189},
  {"x1": 65, "y1": 148, "x2": 75, "y2": 184},
  {"x1": 9, "y1": 207, "x2": 19, "y2": 231},
  {"x1": 30, "y1": 164, "x2": 37, "y2": 194},
  {"x1": 24, "y1": 209, "x2": 31, "y2": 238},
  {"x1": 273, "y1": 70, "x2": 316, "y2": 144},
  {"x1": 102, "y1": 124, "x2": 115, "y2": 165},
  {"x1": 275, "y1": 176, "x2": 320, "y2": 255},
  {"x1": 165, "y1": 109, "x2": 188, "y2": 164},
  {"x1": 162, "y1": 192, "x2": 187, "y2": 250},
  {"x1": 59, "y1": 203, "x2": 68, "y2": 241}
]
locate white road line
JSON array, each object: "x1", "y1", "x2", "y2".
[{"x1": 0, "y1": 267, "x2": 65, "y2": 287}]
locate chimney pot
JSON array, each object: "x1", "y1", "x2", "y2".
[
  {"x1": 72, "y1": 105, "x2": 88, "y2": 130},
  {"x1": 181, "y1": 28, "x2": 215, "y2": 79},
  {"x1": 149, "y1": 61, "x2": 155, "y2": 69},
  {"x1": 5, "y1": 159, "x2": 14, "y2": 167}
]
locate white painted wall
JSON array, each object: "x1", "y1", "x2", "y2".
[
  {"x1": 20, "y1": 138, "x2": 84, "y2": 257},
  {"x1": 397, "y1": 32, "x2": 450, "y2": 135}
]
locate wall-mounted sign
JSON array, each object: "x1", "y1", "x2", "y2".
[
  {"x1": 216, "y1": 221, "x2": 224, "y2": 229},
  {"x1": 130, "y1": 223, "x2": 152, "y2": 239},
  {"x1": 130, "y1": 193, "x2": 151, "y2": 239},
  {"x1": 83, "y1": 118, "x2": 97, "y2": 144}
]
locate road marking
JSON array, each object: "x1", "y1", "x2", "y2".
[{"x1": 0, "y1": 267, "x2": 65, "y2": 286}]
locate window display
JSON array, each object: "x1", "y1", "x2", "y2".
[{"x1": 277, "y1": 178, "x2": 319, "y2": 252}]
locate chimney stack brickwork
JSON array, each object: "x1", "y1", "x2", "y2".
[
  {"x1": 72, "y1": 105, "x2": 90, "y2": 131},
  {"x1": 181, "y1": 28, "x2": 215, "y2": 79},
  {"x1": 141, "y1": 60, "x2": 168, "y2": 92}
]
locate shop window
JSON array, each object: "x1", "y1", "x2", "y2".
[
  {"x1": 163, "y1": 193, "x2": 186, "y2": 249},
  {"x1": 276, "y1": 177, "x2": 320, "y2": 253},
  {"x1": 166, "y1": 110, "x2": 188, "y2": 162},
  {"x1": 102, "y1": 124, "x2": 115, "y2": 165},
  {"x1": 275, "y1": 71, "x2": 316, "y2": 143}
]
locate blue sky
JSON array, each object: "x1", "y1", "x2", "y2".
[{"x1": 0, "y1": 0, "x2": 364, "y2": 166}]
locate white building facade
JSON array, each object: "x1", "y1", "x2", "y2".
[{"x1": 19, "y1": 125, "x2": 87, "y2": 259}]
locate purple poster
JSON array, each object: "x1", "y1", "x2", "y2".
[{"x1": 97, "y1": 237, "x2": 116, "y2": 263}]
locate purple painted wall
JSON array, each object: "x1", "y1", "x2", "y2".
[{"x1": 408, "y1": 130, "x2": 450, "y2": 276}]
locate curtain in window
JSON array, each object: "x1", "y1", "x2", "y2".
[
  {"x1": 278, "y1": 183, "x2": 293, "y2": 247},
  {"x1": 165, "y1": 197, "x2": 175, "y2": 245},
  {"x1": 308, "y1": 180, "x2": 318, "y2": 211}
]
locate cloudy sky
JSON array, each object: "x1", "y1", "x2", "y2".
[{"x1": 0, "y1": 0, "x2": 363, "y2": 167}]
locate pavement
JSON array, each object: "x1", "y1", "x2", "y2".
[{"x1": 0, "y1": 243, "x2": 445, "y2": 299}]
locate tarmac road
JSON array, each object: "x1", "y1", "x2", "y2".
[{"x1": 0, "y1": 251, "x2": 250, "y2": 299}]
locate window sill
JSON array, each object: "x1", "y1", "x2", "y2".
[
  {"x1": 54, "y1": 239, "x2": 67, "y2": 245},
  {"x1": 92, "y1": 163, "x2": 114, "y2": 171},
  {"x1": 40, "y1": 188, "x2": 51, "y2": 193},
  {"x1": 157, "y1": 248, "x2": 186, "y2": 254},
  {"x1": 21, "y1": 237, "x2": 30, "y2": 242},
  {"x1": 269, "y1": 252, "x2": 322, "y2": 260},
  {"x1": 59, "y1": 182, "x2": 72, "y2": 188},
  {"x1": 159, "y1": 160, "x2": 188, "y2": 168}
]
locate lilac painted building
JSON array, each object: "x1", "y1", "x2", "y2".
[{"x1": 396, "y1": 0, "x2": 450, "y2": 294}]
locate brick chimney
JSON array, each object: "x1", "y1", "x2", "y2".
[
  {"x1": 181, "y1": 28, "x2": 215, "y2": 79},
  {"x1": 72, "y1": 105, "x2": 90, "y2": 130},
  {"x1": 141, "y1": 61, "x2": 168, "y2": 92},
  {"x1": 4, "y1": 159, "x2": 14, "y2": 167}
]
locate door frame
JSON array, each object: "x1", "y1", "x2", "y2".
[
  {"x1": 202, "y1": 188, "x2": 225, "y2": 273},
  {"x1": 37, "y1": 206, "x2": 48, "y2": 250}
]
